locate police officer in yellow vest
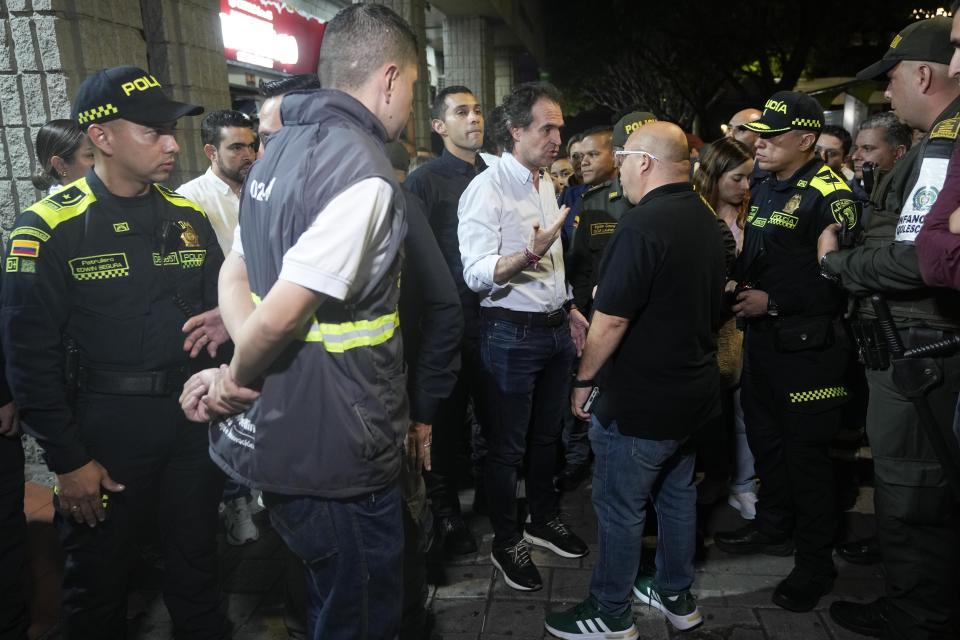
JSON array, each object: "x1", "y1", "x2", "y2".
[
  {"x1": 0, "y1": 66, "x2": 229, "y2": 639},
  {"x1": 713, "y1": 91, "x2": 860, "y2": 614}
]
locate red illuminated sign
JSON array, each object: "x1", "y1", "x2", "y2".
[{"x1": 220, "y1": 0, "x2": 325, "y2": 74}]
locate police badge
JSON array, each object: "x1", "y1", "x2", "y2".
[
  {"x1": 178, "y1": 221, "x2": 200, "y2": 248},
  {"x1": 783, "y1": 194, "x2": 802, "y2": 214}
]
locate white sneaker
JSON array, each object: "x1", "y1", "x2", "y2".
[
  {"x1": 249, "y1": 490, "x2": 265, "y2": 515},
  {"x1": 222, "y1": 497, "x2": 259, "y2": 546},
  {"x1": 728, "y1": 492, "x2": 758, "y2": 520}
]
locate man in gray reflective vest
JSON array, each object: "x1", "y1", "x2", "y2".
[{"x1": 180, "y1": 5, "x2": 420, "y2": 639}]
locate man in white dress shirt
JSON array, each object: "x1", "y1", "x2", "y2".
[
  {"x1": 177, "y1": 109, "x2": 260, "y2": 546},
  {"x1": 178, "y1": 110, "x2": 257, "y2": 256},
  {"x1": 458, "y1": 81, "x2": 588, "y2": 593}
]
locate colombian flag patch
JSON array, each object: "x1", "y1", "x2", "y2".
[{"x1": 10, "y1": 239, "x2": 39, "y2": 258}]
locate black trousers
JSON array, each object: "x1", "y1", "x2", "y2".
[
  {"x1": 865, "y1": 362, "x2": 960, "y2": 640},
  {"x1": 0, "y1": 434, "x2": 27, "y2": 640},
  {"x1": 741, "y1": 323, "x2": 849, "y2": 578},
  {"x1": 425, "y1": 338, "x2": 483, "y2": 518},
  {"x1": 57, "y1": 393, "x2": 226, "y2": 640}
]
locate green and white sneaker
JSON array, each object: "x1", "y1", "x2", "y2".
[
  {"x1": 544, "y1": 598, "x2": 638, "y2": 640},
  {"x1": 632, "y1": 572, "x2": 702, "y2": 630}
]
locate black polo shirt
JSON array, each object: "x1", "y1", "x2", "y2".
[
  {"x1": 405, "y1": 148, "x2": 486, "y2": 338},
  {"x1": 592, "y1": 182, "x2": 725, "y2": 440}
]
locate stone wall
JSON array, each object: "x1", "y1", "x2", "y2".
[{"x1": 0, "y1": 0, "x2": 230, "y2": 232}]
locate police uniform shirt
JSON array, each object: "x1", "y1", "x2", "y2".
[
  {"x1": 567, "y1": 175, "x2": 631, "y2": 313},
  {"x1": 739, "y1": 159, "x2": 859, "y2": 318},
  {"x1": 0, "y1": 170, "x2": 223, "y2": 473}
]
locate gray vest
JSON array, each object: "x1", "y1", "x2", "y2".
[{"x1": 208, "y1": 89, "x2": 409, "y2": 498}]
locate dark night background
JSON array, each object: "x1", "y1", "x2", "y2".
[{"x1": 539, "y1": 1, "x2": 954, "y2": 142}]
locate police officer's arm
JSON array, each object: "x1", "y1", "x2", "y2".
[
  {"x1": 400, "y1": 191, "x2": 463, "y2": 429},
  {"x1": 822, "y1": 238, "x2": 925, "y2": 297},
  {"x1": 0, "y1": 271, "x2": 17, "y2": 437},
  {"x1": 0, "y1": 215, "x2": 87, "y2": 470}
]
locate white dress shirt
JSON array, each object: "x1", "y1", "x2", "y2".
[
  {"x1": 177, "y1": 167, "x2": 240, "y2": 256},
  {"x1": 458, "y1": 151, "x2": 567, "y2": 312}
]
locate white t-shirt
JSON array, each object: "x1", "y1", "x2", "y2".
[{"x1": 233, "y1": 177, "x2": 394, "y2": 302}]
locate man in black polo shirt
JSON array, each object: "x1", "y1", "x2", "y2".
[
  {"x1": 405, "y1": 85, "x2": 486, "y2": 556},
  {"x1": 545, "y1": 121, "x2": 725, "y2": 639}
]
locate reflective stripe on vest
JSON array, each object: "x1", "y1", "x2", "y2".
[{"x1": 251, "y1": 293, "x2": 399, "y2": 353}]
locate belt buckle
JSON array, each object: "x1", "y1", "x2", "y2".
[{"x1": 546, "y1": 309, "x2": 564, "y2": 325}]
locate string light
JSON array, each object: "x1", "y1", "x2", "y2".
[{"x1": 911, "y1": 6, "x2": 952, "y2": 19}]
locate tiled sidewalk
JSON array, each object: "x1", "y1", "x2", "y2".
[{"x1": 87, "y1": 477, "x2": 884, "y2": 640}]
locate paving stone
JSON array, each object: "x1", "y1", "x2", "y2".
[
  {"x1": 483, "y1": 600, "x2": 547, "y2": 637},
  {"x1": 729, "y1": 629, "x2": 766, "y2": 640},
  {"x1": 819, "y1": 578, "x2": 883, "y2": 610},
  {"x1": 627, "y1": 610, "x2": 670, "y2": 639},
  {"x1": 757, "y1": 608, "x2": 831, "y2": 639},
  {"x1": 697, "y1": 545, "x2": 794, "y2": 576},
  {"x1": 548, "y1": 568, "x2": 591, "y2": 602},
  {"x1": 431, "y1": 598, "x2": 486, "y2": 634},
  {"x1": 435, "y1": 565, "x2": 494, "y2": 599},
  {"x1": 491, "y1": 567, "x2": 550, "y2": 601},
  {"x1": 697, "y1": 605, "x2": 760, "y2": 629},
  {"x1": 818, "y1": 609, "x2": 880, "y2": 640},
  {"x1": 232, "y1": 613, "x2": 290, "y2": 640},
  {"x1": 700, "y1": 573, "x2": 781, "y2": 607}
]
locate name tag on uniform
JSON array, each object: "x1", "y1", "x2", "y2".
[{"x1": 896, "y1": 157, "x2": 949, "y2": 243}]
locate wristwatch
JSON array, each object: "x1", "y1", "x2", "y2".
[
  {"x1": 767, "y1": 296, "x2": 779, "y2": 317},
  {"x1": 820, "y1": 253, "x2": 840, "y2": 282}
]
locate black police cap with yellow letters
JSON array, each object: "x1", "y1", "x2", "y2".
[
  {"x1": 856, "y1": 16, "x2": 954, "y2": 81},
  {"x1": 72, "y1": 65, "x2": 203, "y2": 129},
  {"x1": 742, "y1": 90, "x2": 823, "y2": 138}
]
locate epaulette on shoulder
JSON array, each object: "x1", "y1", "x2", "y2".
[
  {"x1": 930, "y1": 114, "x2": 960, "y2": 141},
  {"x1": 807, "y1": 166, "x2": 851, "y2": 197},
  {"x1": 24, "y1": 180, "x2": 95, "y2": 231},
  {"x1": 582, "y1": 181, "x2": 617, "y2": 202},
  {"x1": 154, "y1": 183, "x2": 206, "y2": 217}
]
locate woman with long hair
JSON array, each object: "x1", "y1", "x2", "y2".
[
  {"x1": 692, "y1": 137, "x2": 758, "y2": 520},
  {"x1": 30, "y1": 119, "x2": 94, "y2": 194}
]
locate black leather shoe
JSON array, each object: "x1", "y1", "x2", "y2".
[
  {"x1": 829, "y1": 598, "x2": 887, "y2": 637},
  {"x1": 714, "y1": 522, "x2": 793, "y2": 556},
  {"x1": 836, "y1": 537, "x2": 881, "y2": 565},
  {"x1": 771, "y1": 568, "x2": 835, "y2": 613},
  {"x1": 439, "y1": 515, "x2": 478, "y2": 556},
  {"x1": 556, "y1": 462, "x2": 590, "y2": 492}
]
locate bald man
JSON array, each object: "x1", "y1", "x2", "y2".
[
  {"x1": 727, "y1": 107, "x2": 762, "y2": 150},
  {"x1": 545, "y1": 122, "x2": 727, "y2": 638}
]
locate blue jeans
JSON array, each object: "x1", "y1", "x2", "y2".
[
  {"x1": 589, "y1": 418, "x2": 696, "y2": 617},
  {"x1": 730, "y1": 388, "x2": 757, "y2": 494},
  {"x1": 265, "y1": 483, "x2": 403, "y2": 640},
  {"x1": 478, "y1": 316, "x2": 575, "y2": 545}
]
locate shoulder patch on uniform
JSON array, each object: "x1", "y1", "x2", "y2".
[
  {"x1": 9, "y1": 239, "x2": 39, "y2": 258},
  {"x1": 808, "y1": 167, "x2": 851, "y2": 197},
  {"x1": 154, "y1": 183, "x2": 207, "y2": 217},
  {"x1": 929, "y1": 115, "x2": 960, "y2": 140},
  {"x1": 25, "y1": 180, "x2": 96, "y2": 231},
  {"x1": 831, "y1": 198, "x2": 859, "y2": 228}
]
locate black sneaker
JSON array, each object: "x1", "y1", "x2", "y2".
[
  {"x1": 439, "y1": 515, "x2": 478, "y2": 556},
  {"x1": 491, "y1": 539, "x2": 542, "y2": 591},
  {"x1": 524, "y1": 517, "x2": 589, "y2": 559}
]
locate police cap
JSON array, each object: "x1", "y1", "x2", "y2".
[
  {"x1": 612, "y1": 111, "x2": 657, "y2": 147},
  {"x1": 742, "y1": 91, "x2": 823, "y2": 138},
  {"x1": 72, "y1": 65, "x2": 203, "y2": 129},
  {"x1": 856, "y1": 16, "x2": 954, "y2": 80}
]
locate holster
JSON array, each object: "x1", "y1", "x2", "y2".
[{"x1": 848, "y1": 319, "x2": 889, "y2": 370}]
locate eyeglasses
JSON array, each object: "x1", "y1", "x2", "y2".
[{"x1": 613, "y1": 149, "x2": 660, "y2": 166}]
